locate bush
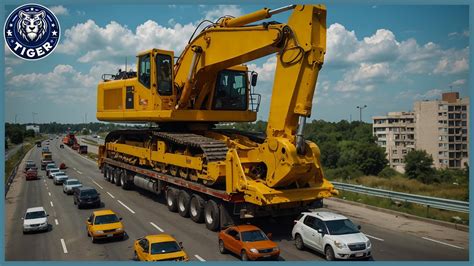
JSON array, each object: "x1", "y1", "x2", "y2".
[
  {"x1": 325, "y1": 165, "x2": 364, "y2": 180},
  {"x1": 25, "y1": 129, "x2": 35, "y2": 138},
  {"x1": 404, "y1": 150, "x2": 436, "y2": 184},
  {"x1": 378, "y1": 166, "x2": 399, "y2": 178},
  {"x1": 9, "y1": 128, "x2": 24, "y2": 144}
]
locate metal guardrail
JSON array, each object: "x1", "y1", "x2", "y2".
[
  {"x1": 332, "y1": 181, "x2": 469, "y2": 213},
  {"x1": 5, "y1": 144, "x2": 25, "y2": 197}
]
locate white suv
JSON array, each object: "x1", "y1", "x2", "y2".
[
  {"x1": 291, "y1": 211, "x2": 372, "y2": 260},
  {"x1": 23, "y1": 207, "x2": 49, "y2": 233}
]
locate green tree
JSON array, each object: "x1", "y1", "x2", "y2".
[
  {"x1": 25, "y1": 129, "x2": 35, "y2": 138},
  {"x1": 404, "y1": 150, "x2": 436, "y2": 183},
  {"x1": 9, "y1": 128, "x2": 24, "y2": 144}
]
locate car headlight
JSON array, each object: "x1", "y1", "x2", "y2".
[
  {"x1": 94, "y1": 230, "x2": 104, "y2": 234},
  {"x1": 272, "y1": 247, "x2": 280, "y2": 252},
  {"x1": 249, "y1": 248, "x2": 259, "y2": 254},
  {"x1": 366, "y1": 240, "x2": 372, "y2": 248},
  {"x1": 116, "y1": 227, "x2": 124, "y2": 231},
  {"x1": 334, "y1": 240, "x2": 347, "y2": 249}
]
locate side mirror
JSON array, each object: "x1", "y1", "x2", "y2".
[
  {"x1": 119, "y1": 217, "x2": 123, "y2": 221},
  {"x1": 235, "y1": 235, "x2": 240, "y2": 241},
  {"x1": 317, "y1": 228, "x2": 324, "y2": 234},
  {"x1": 87, "y1": 218, "x2": 91, "y2": 223},
  {"x1": 47, "y1": 214, "x2": 50, "y2": 217},
  {"x1": 21, "y1": 217, "x2": 24, "y2": 220},
  {"x1": 266, "y1": 233, "x2": 273, "y2": 240},
  {"x1": 97, "y1": 193, "x2": 101, "y2": 196},
  {"x1": 357, "y1": 225, "x2": 361, "y2": 230},
  {"x1": 179, "y1": 242, "x2": 183, "y2": 248},
  {"x1": 251, "y1": 72, "x2": 258, "y2": 87}
]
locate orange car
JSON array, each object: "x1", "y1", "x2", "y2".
[{"x1": 218, "y1": 225, "x2": 280, "y2": 261}]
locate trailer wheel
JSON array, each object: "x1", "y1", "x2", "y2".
[
  {"x1": 166, "y1": 188, "x2": 178, "y2": 212},
  {"x1": 114, "y1": 169, "x2": 122, "y2": 186},
  {"x1": 204, "y1": 200, "x2": 220, "y2": 231},
  {"x1": 190, "y1": 195, "x2": 205, "y2": 223},
  {"x1": 177, "y1": 190, "x2": 191, "y2": 217},
  {"x1": 121, "y1": 171, "x2": 132, "y2": 190},
  {"x1": 103, "y1": 164, "x2": 108, "y2": 179},
  {"x1": 110, "y1": 168, "x2": 116, "y2": 183}
]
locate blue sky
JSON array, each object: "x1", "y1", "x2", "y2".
[{"x1": 4, "y1": 4, "x2": 469, "y2": 123}]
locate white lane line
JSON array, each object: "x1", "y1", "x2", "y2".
[
  {"x1": 150, "y1": 222, "x2": 164, "y2": 232},
  {"x1": 77, "y1": 170, "x2": 83, "y2": 174},
  {"x1": 60, "y1": 239, "x2": 68, "y2": 254},
  {"x1": 73, "y1": 167, "x2": 77, "y2": 170},
  {"x1": 48, "y1": 192, "x2": 51, "y2": 197},
  {"x1": 50, "y1": 201, "x2": 54, "y2": 207},
  {"x1": 422, "y1": 237, "x2": 464, "y2": 250},
  {"x1": 92, "y1": 180, "x2": 104, "y2": 189},
  {"x1": 106, "y1": 192, "x2": 115, "y2": 199},
  {"x1": 117, "y1": 200, "x2": 135, "y2": 214},
  {"x1": 55, "y1": 219, "x2": 59, "y2": 225},
  {"x1": 365, "y1": 234, "x2": 384, "y2": 242},
  {"x1": 194, "y1": 254, "x2": 206, "y2": 261}
]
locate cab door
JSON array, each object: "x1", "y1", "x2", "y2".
[
  {"x1": 312, "y1": 218, "x2": 327, "y2": 251},
  {"x1": 224, "y1": 228, "x2": 241, "y2": 255},
  {"x1": 152, "y1": 50, "x2": 175, "y2": 111},
  {"x1": 136, "y1": 238, "x2": 149, "y2": 261},
  {"x1": 86, "y1": 214, "x2": 94, "y2": 234},
  {"x1": 301, "y1": 216, "x2": 318, "y2": 250}
]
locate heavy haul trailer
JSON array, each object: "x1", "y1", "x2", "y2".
[{"x1": 97, "y1": 4, "x2": 337, "y2": 231}]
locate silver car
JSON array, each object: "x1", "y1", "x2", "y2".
[
  {"x1": 23, "y1": 206, "x2": 49, "y2": 233},
  {"x1": 53, "y1": 174, "x2": 69, "y2": 185},
  {"x1": 48, "y1": 168, "x2": 61, "y2": 178},
  {"x1": 63, "y1": 179, "x2": 82, "y2": 194}
]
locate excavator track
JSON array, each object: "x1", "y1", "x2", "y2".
[{"x1": 153, "y1": 132, "x2": 228, "y2": 162}]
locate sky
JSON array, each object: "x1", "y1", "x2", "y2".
[{"x1": 4, "y1": 4, "x2": 470, "y2": 124}]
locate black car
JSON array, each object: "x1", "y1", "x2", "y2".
[{"x1": 73, "y1": 187, "x2": 101, "y2": 209}]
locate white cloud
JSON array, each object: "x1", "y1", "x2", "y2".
[
  {"x1": 334, "y1": 63, "x2": 391, "y2": 92},
  {"x1": 5, "y1": 67, "x2": 13, "y2": 76},
  {"x1": 450, "y1": 79, "x2": 466, "y2": 86},
  {"x1": 203, "y1": 5, "x2": 243, "y2": 22},
  {"x1": 398, "y1": 88, "x2": 443, "y2": 100},
  {"x1": 49, "y1": 5, "x2": 69, "y2": 16},
  {"x1": 57, "y1": 19, "x2": 196, "y2": 63}
]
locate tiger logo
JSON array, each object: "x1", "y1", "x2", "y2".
[{"x1": 17, "y1": 10, "x2": 47, "y2": 42}]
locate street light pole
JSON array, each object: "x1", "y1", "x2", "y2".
[{"x1": 356, "y1": 105, "x2": 367, "y2": 122}]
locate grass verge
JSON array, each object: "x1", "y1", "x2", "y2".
[
  {"x1": 4, "y1": 143, "x2": 32, "y2": 184},
  {"x1": 337, "y1": 190, "x2": 469, "y2": 225}
]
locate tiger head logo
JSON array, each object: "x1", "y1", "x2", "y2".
[{"x1": 17, "y1": 10, "x2": 47, "y2": 42}]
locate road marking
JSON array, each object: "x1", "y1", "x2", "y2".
[
  {"x1": 55, "y1": 219, "x2": 59, "y2": 225},
  {"x1": 365, "y1": 234, "x2": 384, "y2": 242},
  {"x1": 117, "y1": 200, "x2": 135, "y2": 214},
  {"x1": 50, "y1": 201, "x2": 54, "y2": 207},
  {"x1": 194, "y1": 255, "x2": 206, "y2": 261},
  {"x1": 48, "y1": 192, "x2": 51, "y2": 197},
  {"x1": 43, "y1": 179, "x2": 46, "y2": 183},
  {"x1": 92, "y1": 180, "x2": 104, "y2": 189},
  {"x1": 422, "y1": 237, "x2": 464, "y2": 249},
  {"x1": 77, "y1": 170, "x2": 83, "y2": 174},
  {"x1": 60, "y1": 239, "x2": 68, "y2": 254},
  {"x1": 73, "y1": 167, "x2": 77, "y2": 170},
  {"x1": 150, "y1": 222, "x2": 164, "y2": 232},
  {"x1": 106, "y1": 192, "x2": 115, "y2": 199}
]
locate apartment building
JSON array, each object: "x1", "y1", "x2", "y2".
[
  {"x1": 373, "y1": 92, "x2": 469, "y2": 171},
  {"x1": 373, "y1": 112, "x2": 416, "y2": 173},
  {"x1": 414, "y1": 92, "x2": 469, "y2": 169}
]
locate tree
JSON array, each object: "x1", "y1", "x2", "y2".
[
  {"x1": 404, "y1": 150, "x2": 436, "y2": 183},
  {"x1": 9, "y1": 128, "x2": 24, "y2": 144},
  {"x1": 25, "y1": 129, "x2": 35, "y2": 138}
]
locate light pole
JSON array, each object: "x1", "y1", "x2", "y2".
[{"x1": 356, "y1": 105, "x2": 367, "y2": 122}]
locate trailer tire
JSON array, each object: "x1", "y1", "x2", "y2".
[
  {"x1": 120, "y1": 171, "x2": 132, "y2": 190},
  {"x1": 177, "y1": 190, "x2": 191, "y2": 217},
  {"x1": 114, "y1": 169, "x2": 122, "y2": 186},
  {"x1": 166, "y1": 188, "x2": 178, "y2": 212},
  {"x1": 110, "y1": 168, "x2": 116, "y2": 183},
  {"x1": 190, "y1": 195, "x2": 205, "y2": 223},
  {"x1": 204, "y1": 200, "x2": 220, "y2": 231},
  {"x1": 103, "y1": 164, "x2": 108, "y2": 179}
]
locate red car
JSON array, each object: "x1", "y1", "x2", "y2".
[
  {"x1": 218, "y1": 225, "x2": 280, "y2": 261},
  {"x1": 25, "y1": 168, "x2": 38, "y2": 180}
]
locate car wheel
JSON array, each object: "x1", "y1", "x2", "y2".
[
  {"x1": 325, "y1": 245, "x2": 335, "y2": 261},
  {"x1": 133, "y1": 251, "x2": 138, "y2": 261},
  {"x1": 241, "y1": 250, "x2": 249, "y2": 261},
  {"x1": 218, "y1": 239, "x2": 227, "y2": 254},
  {"x1": 91, "y1": 236, "x2": 96, "y2": 243},
  {"x1": 87, "y1": 230, "x2": 90, "y2": 236},
  {"x1": 295, "y1": 234, "x2": 305, "y2": 250}
]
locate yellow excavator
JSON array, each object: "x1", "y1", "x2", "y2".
[{"x1": 97, "y1": 4, "x2": 337, "y2": 231}]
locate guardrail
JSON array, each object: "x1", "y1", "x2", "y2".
[
  {"x1": 5, "y1": 144, "x2": 25, "y2": 197},
  {"x1": 332, "y1": 181, "x2": 469, "y2": 213}
]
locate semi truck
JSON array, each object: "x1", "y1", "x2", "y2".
[{"x1": 97, "y1": 4, "x2": 337, "y2": 231}]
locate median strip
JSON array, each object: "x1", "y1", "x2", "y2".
[
  {"x1": 149, "y1": 222, "x2": 164, "y2": 232},
  {"x1": 422, "y1": 237, "x2": 464, "y2": 249},
  {"x1": 117, "y1": 200, "x2": 135, "y2": 214},
  {"x1": 194, "y1": 254, "x2": 206, "y2": 261},
  {"x1": 60, "y1": 239, "x2": 68, "y2": 254}
]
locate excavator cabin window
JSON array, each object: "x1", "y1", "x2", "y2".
[
  {"x1": 156, "y1": 54, "x2": 172, "y2": 95},
  {"x1": 213, "y1": 70, "x2": 247, "y2": 111},
  {"x1": 138, "y1": 54, "x2": 151, "y2": 89}
]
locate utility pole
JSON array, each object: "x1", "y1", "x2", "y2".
[{"x1": 356, "y1": 105, "x2": 367, "y2": 122}]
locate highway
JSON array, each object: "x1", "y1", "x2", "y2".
[{"x1": 5, "y1": 137, "x2": 469, "y2": 261}]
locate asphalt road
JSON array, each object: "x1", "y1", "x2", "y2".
[{"x1": 5, "y1": 138, "x2": 469, "y2": 261}]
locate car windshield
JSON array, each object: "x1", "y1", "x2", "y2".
[
  {"x1": 94, "y1": 214, "x2": 119, "y2": 225},
  {"x1": 67, "y1": 181, "x2": 80, "y2": 185},
  {"x1": 150, "y1": 241, "x2": 182, "y2": 255},
  {"x1": 241, "y1": 230, "x2": 268, "y2": 242},
  {"x1": 80, "y1": 190, "x2": 97, "y2": 197},
  {"x1": 25, "y1": 211, "x2": 46, "y2": 219},
  {"x1": 325, "y1": 219, "x2": 359, "y2": 235}
]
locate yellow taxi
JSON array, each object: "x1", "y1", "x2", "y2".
[
  {"x1": 86, "y1": 210, "x2": 125, "y2": 243},
  {"x1": 133, "y1": 234, "x2": 189, "y2": 261}
]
